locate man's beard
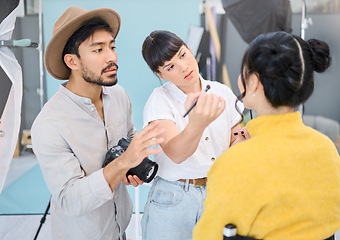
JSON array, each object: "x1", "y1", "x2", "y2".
[{"x1": 81, "y1": 62, "x2": 119, "y2": 87}]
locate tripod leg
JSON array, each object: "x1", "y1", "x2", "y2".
[{"x1": 33, "y1": 197, "x2": 51, "y2": 240}]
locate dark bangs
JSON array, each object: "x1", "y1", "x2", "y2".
[{"x1": 142, "y1": 30, "x2": 185, "y2": 73}]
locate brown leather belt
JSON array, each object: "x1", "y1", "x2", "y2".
[{"x1": 178, "y1": 177, "x2": 207, "y2": 187}]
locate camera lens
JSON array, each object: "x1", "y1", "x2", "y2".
[
  {"x1": 143, "y1": 161, "x2": 158, "y2": 183},
  {"x1": 104, "y1": 137, "x2": 158, "y2": 182},
  {"x1": 146, "y1": 166, "x2": 155, "y2": 180},
  {"x1": 127, "y1": 158, "x2": 158, "y2": 183}
]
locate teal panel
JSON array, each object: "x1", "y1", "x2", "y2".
[{"x1": 0, "y1": 164, "x2": 50, "y2": 214}]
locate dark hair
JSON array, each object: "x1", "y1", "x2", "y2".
[
  {"x1": 238, "y1": 31, "x2": 331, "y2": 108},
  {"x1": 142, "y1": 30, "x2": 188, "y2": 73},
  {"x1": 62, "y1": 17, "x2": 113, "y2": 65}
]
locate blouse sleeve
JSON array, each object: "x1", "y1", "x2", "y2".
[{"x1": 143, "y1": 89, "x2": 177, "y2": 127}]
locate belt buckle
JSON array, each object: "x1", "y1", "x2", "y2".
[{"x1": 193, "y1": 179, "x2": 203, "y2": 187}]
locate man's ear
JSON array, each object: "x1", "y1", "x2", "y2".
[{"x1": 64, "y1": 54, "x2": 78, "y2": 71}]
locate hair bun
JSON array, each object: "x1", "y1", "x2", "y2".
[
  {"x1": 307, "y1": 39, "x2": 331, "y2": 73},
  {"x1": 255, "y1": 43, "x2": 295, "y2": 79}
]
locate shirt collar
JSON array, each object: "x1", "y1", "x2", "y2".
[{"x1": 59, "y1": 82, "x2": 108, "y2": 105}]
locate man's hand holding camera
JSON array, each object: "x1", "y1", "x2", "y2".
[
  {"x1": 103, "y1": 121, "x2": 164, "y2": 191},
  {"x1": 123, "y1": 172, "x2": 143, "y2": 187}
]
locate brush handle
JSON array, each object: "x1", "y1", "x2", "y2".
[{"x1": 183, "y1": 85, "x2": 210, "y2": 118}]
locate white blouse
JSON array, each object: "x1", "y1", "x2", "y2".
[{"x1": 143, "y1": 77, "x2": 244, "y2": 181}]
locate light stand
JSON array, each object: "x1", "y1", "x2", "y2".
[
  {"x1": 300, "y1": 0, "x2": 313, "y2": 40},
  {"x1": 297, "y1": 0, "x2": 313, "y2": 115},
  {"x1": 33, "y1": 197, "x2": 51, "y2": 240}
]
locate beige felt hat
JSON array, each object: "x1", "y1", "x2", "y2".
[{"x1": 44, "y1": 6, "x2": 121, "y2": 80}]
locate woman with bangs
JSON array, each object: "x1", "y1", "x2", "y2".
[{"x1": 140, "y1": 30, "x2": 248, "y2": 240}]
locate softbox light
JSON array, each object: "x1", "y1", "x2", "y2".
[{"x1": 222, "y1": 0, "x2": 292, "y2": 43}]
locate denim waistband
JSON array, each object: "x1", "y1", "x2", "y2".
[{"x1": 155, "y1": 176, "x2": 207, "y2": 191}]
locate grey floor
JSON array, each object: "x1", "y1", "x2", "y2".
[
  {"x1": 0, "y1": 151, "x2": 50, "y2": 240},
  {"x1": 0, "y1": 213, "x2": 141, "y2": 240},
  {"x1": 0, "y1": 214, "x2": 52, "y2": 240}
]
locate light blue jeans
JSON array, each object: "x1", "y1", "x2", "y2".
[{"x1": 141, "y1": 176, "x2": 207, "y2": 240}]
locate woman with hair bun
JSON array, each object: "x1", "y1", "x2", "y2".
[{"x1": 193, "y1": 31, "x2": 340, "y2": 240}]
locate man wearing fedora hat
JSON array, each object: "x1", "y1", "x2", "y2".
[{"x1": 31, "y1": 6, "x2": 164, "y2": 240}]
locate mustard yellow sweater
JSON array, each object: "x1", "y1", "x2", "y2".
[{"x1": 193, "y1": 112, "x2": 340, "y2": 240}]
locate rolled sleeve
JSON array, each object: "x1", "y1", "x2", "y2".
[{"x1": 89, "y1": 168, "x2": 114, "y2": 199}]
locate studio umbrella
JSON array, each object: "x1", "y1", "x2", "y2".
[{"x1": 0, "y1": 0, "x2": 23, "y2": 194}]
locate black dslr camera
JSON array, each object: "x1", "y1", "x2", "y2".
[{"x1": 102, "y1": 137, "x2": 158, "y2": 183}]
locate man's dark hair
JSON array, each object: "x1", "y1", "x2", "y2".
[{"x1": 62, "y1": 17, "x2": 113, "y2": 65}]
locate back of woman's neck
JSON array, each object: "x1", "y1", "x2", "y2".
[{"x1": 256, "y1": 105, "x2": 294, "y2": 117}]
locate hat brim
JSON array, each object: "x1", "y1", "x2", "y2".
[{"x1": 44, "y1": 8, "x2": 121, "y2": 80}]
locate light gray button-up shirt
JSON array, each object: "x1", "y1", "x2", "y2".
[{"x1": 31, "y1": 83, "x2": 136, "y2": 240}]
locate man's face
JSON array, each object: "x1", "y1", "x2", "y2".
[{"x1": 77, "y1": 29, "x2": 118, "y2": 86}]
